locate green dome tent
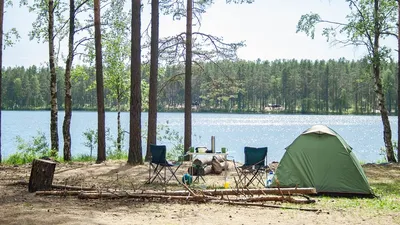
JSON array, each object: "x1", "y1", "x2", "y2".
[{"x1": 271, "y1": 125, "x2": 373, "y2": 196}]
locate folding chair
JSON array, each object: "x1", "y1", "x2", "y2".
[
  {"x1": 147, "y1": 144, "x2": 183, "y2": 184},
  {"x1": 234, "y1": 146, "x2": 268, "y2": 188}
]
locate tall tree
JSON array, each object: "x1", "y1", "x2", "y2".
[
  {"x1": 184, "y1": 0, "x2": 192, "y2": 156},
  {"x1": 49, "y1": 0, "x2": 58, "y2": 156},
  {"x1": 62, "y1": 0, "x2": 93, "y2": 161},
  {"x1": 146, "y1": 0, "x2": 159, "y2": 161},
  {"x1": 94, "y1": 0, "x2": 106, "y2": 163},
  {"x1": 0, "y1": 0, "x2": 3, "y2": 163},
  {"x1": 128, "y1": 0, "x2": 142, "y2": 165},
  {"x1": 297, "y1": 0, "x2": 397, "y2": 162},
  {"x1": 103, "y1": 0, "x2": 130, "y2": 153},
  {"x1": 62, "y1": 0, "x2": 75, "y2": 161}
]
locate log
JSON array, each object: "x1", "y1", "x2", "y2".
[
  {"x1": 51, "y1": 184, "x2": 96, "y2": 191},
  {"x1": 192, "y1": 155, "x2": 225, "y2": 167},
  {"x1": 204, "y1": 165, "x2": 212, "y2": 175},
  {"x1": 188, "y1": 165, "x2": 212, "y2": 176},
  {"x1": 76, "y1": 191, "x2": 313, "y2": 204},
  {"x1": 113, "y1": 188, "x2": 316, "y2": 196},
  {"x1": 35, "y1": 188, "x2": 317, "y2": 198},
  {"x1": 28, "y1": 159, "x2": 57, "y2": 193},
  {"x1": 218, "y1": 201, "x2": 320, "y2": 211},
  {"x1": 188, "y1": 166, "x2": 204, "y2": 176},
  {"x1": 36, "y1": 190, "x2": 83, "y2": 196},
  {"x1": 191, "y1": 188, "x2": 316, "y2": 196},
  {"x1": 78, "y1": 192, "x2": 215, "y2": 202},
  {"x1": 211, "y1": 157, "x2": 225, "y2": 174}
]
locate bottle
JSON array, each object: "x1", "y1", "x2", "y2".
[
  {"x1": 266, "y1": 171, "x2": 274, "y2": 187},
  {"x1": 224, "y1": 176, "x2": 230, "y2": 189}
]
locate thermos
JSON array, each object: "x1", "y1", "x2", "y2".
[{"x1": 211, "y1": 136, "x2": 215, "y2": 153}]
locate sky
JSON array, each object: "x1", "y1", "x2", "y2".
[{"x1": 2, "y1": 0, "x2": 397, "y2": 68}]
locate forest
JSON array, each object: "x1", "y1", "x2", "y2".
[
  {"x1": 0, "y1": 0, "x2": 399, "y2": 164},
  {"x1": 2, "y1": 57, "x2": 397, "y2": 114}
]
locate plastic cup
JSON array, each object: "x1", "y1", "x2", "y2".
[{"x1": 221, "y1": 147, "x2": 227, "y2": 153}]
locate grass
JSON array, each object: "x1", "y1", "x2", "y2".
[{"x1": 303, "y1": 165, "x2": 400, "y2": 213}]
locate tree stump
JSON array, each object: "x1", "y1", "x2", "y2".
[{"x1": 28, "y1": 159, "x2": 57, "y2": 193}]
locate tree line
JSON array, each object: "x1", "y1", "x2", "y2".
[{"x1": 1, "y1": 57, "x2": 397, "y2": 114}]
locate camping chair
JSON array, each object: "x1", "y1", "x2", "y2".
[
  {"x1": 234, "y1": 147, "x2": 268, "y2": 188},
  {"x1": 147, "y1": 144, "x2": 183, "y2": 185}
]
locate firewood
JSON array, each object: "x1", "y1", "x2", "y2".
[
  {"x1": 216, "y1": 201, "x2": 320, "y2": 211},
  {"x1": 35, "y1": 190, "x2": 84, "y2": 196}
]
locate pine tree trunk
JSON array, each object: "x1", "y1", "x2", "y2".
[
  {"x1": 146, "y1": 0, "x2": 159, "y2": 162},
  {"x1": 94, "y1": 0, "x2": 106, "y2": 163},
  {"x1": 184, "y1": 0, "x2": 193, "y2": 159},
  {"x1": 0, "y1": 0, "x2": 3, "y2": 163},
  {"x1": 63, "y1": 0, "x2": 75, "y2": 162},
  {"x1": 128, "y1": 0, "x2": 142, "y2": 165},
  {"x1": 49, "y1": 0, "x2": 59, "y2": 156}
]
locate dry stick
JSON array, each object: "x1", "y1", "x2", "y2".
[
  {"x1": 51, "y1": 184, "x2": 96, "y2": 191},
  {"x1": 12, "y1": 181, "x2": 97, "y2": 191},
  {"x1": 219, "y1": 201, "x2": 320, "y2": 212},
  {"x1": 78, "y1": 191, "x2": 209, "y2": 202},
  {"x1": 36, "y1": 190, "x2": 84, "y2": 196},
  {"x1": 233, "y1": 176, "x2": 246, "y2": 197},
  {"x1": 182, "y1": 183, "x2": 198, "y2": 197}
]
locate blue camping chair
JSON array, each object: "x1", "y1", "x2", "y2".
[
  {"x1": 234, "y1": 146, "x2": 268, "y2": 188},
  {"x1": 147, "y1": 144, "x2": 183, "y2": 185}
]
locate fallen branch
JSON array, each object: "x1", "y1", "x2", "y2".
[
  {"x1": 197, "y1": 188, "x2": 316, "y2": 196},
  {"x1": 77, "y1": 191, "x2": 212, "y2": 202},
  {"x1": 33, "y1": 188, "x2": 316, "y2": 197},
  {"x1": 219, "y1": 201, "x2": 320, "y2": 212},
  {"x1": 10, "y1": 181, "x2": 96, "y2": 191},
  {"x1": 235, "y1": 195, "x2": 315, "y2": 204},
  {"x1": 51, "y1": 184, "x2": 96, "y2": 191},
  {"x1": 36, "y1": 190, "x2": 83, "y2": 196}
]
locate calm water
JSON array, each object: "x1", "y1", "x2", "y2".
[{"x1": 1, "y1": 111, "x2": 398, "y2": 163}]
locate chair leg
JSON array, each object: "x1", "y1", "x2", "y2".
[
  {"x1": 246, "y1": 168, "x2": 265, "y2": 187},
  {"x1": 148, "y1": 164, "x2": 166, "y2": 184},
  {"x1": 235, "y1": 166, "x2": 250, "y2": 188},
  {"x1": 166, "y1": 164, "x2": 182, "y2": 184}
]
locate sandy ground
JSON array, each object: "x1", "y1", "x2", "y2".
[{"x1": 0, "y1": 160, "x2": 399, "y2": 225}]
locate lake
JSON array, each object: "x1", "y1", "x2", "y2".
[{"x1": 1, "y1": 111, "x2": 398, "y2": 163}]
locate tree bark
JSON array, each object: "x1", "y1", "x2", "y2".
[
  {"x1": 94, "y1": 0, "x2": 106, "y2": 163},
  {"x1": 49, "y1": 0, "x2": 59, "y2": 156},
  {"x1": 146, "y1": 0, "x2": 159, "y2": 162},
  {"x1": 128, "y1": 0, "x2": 143, "y2": 165},
  {"x1": 28, "y1": 159, "x2": 56, "y2": 193},
  {"x1": 184, "y1": 0, "x2": 193, "y2": 159},
  {"x1": 117, "y1": 103, "x2": 122, "y2": 152},
  {"x1": 373, "y1": 0, "x2": 395, "y2": 162},
  {"x1": 398, "y1": 0, "x2": 400, "y2": 163},
  {"x1": 0, "y1": 0, "x2": 3, "y2": 163},
  {"x1": 62, "y1": 0, "x2": 75, "y2": 162}
]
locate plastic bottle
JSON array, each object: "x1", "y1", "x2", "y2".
[
  {"x1": 266, "y1": 171, "x2": 274, "y2": 187},
  {"x1": 224, "y1": 176, "x2": 230, "y2": 189}
]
